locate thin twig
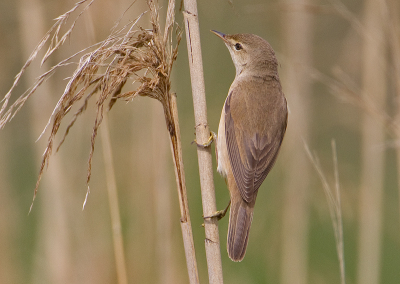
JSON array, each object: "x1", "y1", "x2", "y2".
[
  {"x1": 100, "y1": 114, "x2": 128, "y2": 284},
  {"x1": 304, "y1": 141, "x2": 346, "y2": 284},
  {"x1": 331, "y1": 140, "x2": 345, "y2": 284}
]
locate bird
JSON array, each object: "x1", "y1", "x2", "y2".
[{"x1": 211, "y1": 30, "x2": 288, "y2": 262}]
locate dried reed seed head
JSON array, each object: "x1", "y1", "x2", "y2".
[{"x1": 0, "y1": 0, "x2": 181, "y2": 208}]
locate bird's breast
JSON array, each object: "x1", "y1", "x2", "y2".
[{"x1": 217, "y1": 102, "x2": 230, "y2": 179}]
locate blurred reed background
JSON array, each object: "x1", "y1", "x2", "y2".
[{"x1": 0, "y1": 0, "x2": 399, "y2": 283}]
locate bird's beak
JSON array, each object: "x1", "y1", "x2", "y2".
[{"x1": 211, "y1": 30, "x2": 226, "y2": 41}]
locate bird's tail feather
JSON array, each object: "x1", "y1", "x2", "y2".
[{"x1": 227, "y1": 198, "x2": 254, "y2": 262}]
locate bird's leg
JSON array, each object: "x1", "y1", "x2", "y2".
[
  {"x1": 193, "y1": 131, "x2": 217, "y2": 148},
  {"x1": 203, "y1": 199, "x2": 231, "y2": 221}
]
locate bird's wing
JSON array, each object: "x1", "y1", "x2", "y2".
[{"x1": 224, "y1": 91, "x2": 287, "y2": 203}]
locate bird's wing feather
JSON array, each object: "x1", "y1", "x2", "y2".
[{"x1": 225, "y1": 90, "x2": 286, "y2": 203}]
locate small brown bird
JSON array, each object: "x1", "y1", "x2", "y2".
[{"x1": 212, "y1": 30, "x2": 288, "y2": 261}]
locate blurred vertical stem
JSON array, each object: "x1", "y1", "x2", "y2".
[
  {"x1": 84, "y1": 7, "x2": 129, "y2": 283},
  {"x1": 100, "y1": 114, "x2": 128, "y2": 284},
  {"x1": 357, "y1": 0, "x2": 386, "y2": 283},
  {"x1": 18, "y1": 0, "x2": 71, "y2": 283},
  {"x1": 183, "y1": 0, "x2": 224, "y2": 283},
  {"x1": 280, "y1": 0, "x2": 312, "y2": 283},
  {"x1": 385, "y1": 0, "x2": 400, "y2": 221}
]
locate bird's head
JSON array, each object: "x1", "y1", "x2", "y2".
[{"x1": 211, "y1": 30, "x2": 278, "y2": 77}]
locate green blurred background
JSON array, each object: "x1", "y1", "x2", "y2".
[{"x1": 1, "y1": 0, "x2": 399, "y2": 283}]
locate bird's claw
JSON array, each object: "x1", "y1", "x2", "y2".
[
  {"x1": 203, "y1": 200, "x2": 231, "y2": 222},
  {"x1": 203, "y1": 209, "x2": 227, "y2": 221},
  {"x1": 193, "y1": 131, "x2": 217, "y2": 148}
]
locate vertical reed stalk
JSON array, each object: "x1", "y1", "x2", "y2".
[
  {"x1": 357, "y1": 0, "x2": 386, "y2": 283},
  {"x1": 183, "y1": 0, "x2": 224, "y2": 283},
  {"x1": 280, "y1": 1, "x2": 312, "y2": 283},
  {"x1": 100, "y1": 114, "x2": 128, "y2": 284},
  {"x1": 151, "y1": 101, "x2": 175, "y2": 284},
  {"x1": 168, "y1": 94, "x2": 200, "y2": 284}
]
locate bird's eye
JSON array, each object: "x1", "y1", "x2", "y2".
[{"x1": 234, "y1": 43, "x2": 243, "y2": 51}]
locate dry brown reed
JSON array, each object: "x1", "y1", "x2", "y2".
[
  {"x1": 1, "y1": 0, "x2": 200, "y2": 282},
  {"x1": 1, "y1": 0, "x2": 181, "y2": 209}
]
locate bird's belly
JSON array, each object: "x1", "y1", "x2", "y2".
[{"x1": 217, "y1": 105, "x2": 230, "y2": 179}]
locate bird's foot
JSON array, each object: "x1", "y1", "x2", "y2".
[
  {"x1": 193, "y1": 131, "x2": 217, "y2": 148},
  {"x1": 203, "y1": 200, "x2": 231, "y2": 221}
]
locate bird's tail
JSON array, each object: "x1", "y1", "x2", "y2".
[{"x1": 227, "y1": 197, "x2": 254, "y2": 262}]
